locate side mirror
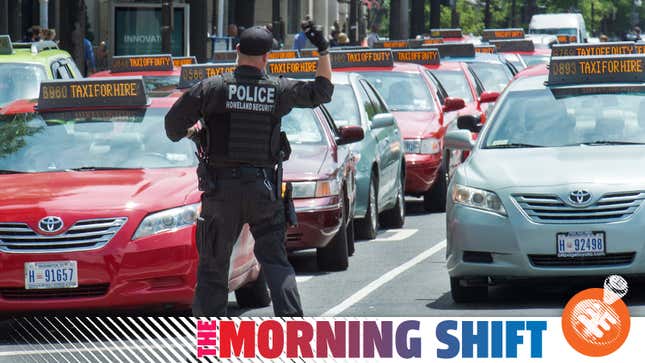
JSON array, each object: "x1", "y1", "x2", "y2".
[
  {"x1": 337, "y1": 125, "x2": 365, "y2": 145},
  {"x1": 445, "y1": 130, "x2": 475, "y2": 151},
  {"x1": 478, "y1": 91, "x2": 500, "y2": 104},
  {"x1": 457, "y1": 114, "x2": 482, "y2": 133},
  {"x1": 371, "y1": 113, "x2": 395, "y2": 129},
  {"x1": 442, "y1": 97, "x2": 466, "y2": 113}
]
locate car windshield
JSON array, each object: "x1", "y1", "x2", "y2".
[
  {"x1": 484, "y1": 88, "x2": 645, "y2": 149},
  {"x1": 429, "y1": 70, "x2": 474, "y2": 103},
  {"x1": 0, "y1": 108, "x2": 197, "y2": 173},
  {"x1": 359, "y1": 71, "x2": 436, "y2": 112},
  {"x1": 468, "y1": 62, "x2": 512, "y2": 92},
  {"x1": 143, "y1": 76, "x2": 180, "y2": 95},
  {"x1": 529, "y1": 28, "x2": 577, "y2": 36},
  {"x1": 521, "y1": 55, "x2": 550, "y2": 66},
  {"x1": 326, "y1": 84, "x2": 360, "y2": 127},
  {"x1": 281, "y1": 108, "x2": 326, "y2": 145},
  {"x1": 0, "y1": 63, "x2": 47, "y2": 107}
]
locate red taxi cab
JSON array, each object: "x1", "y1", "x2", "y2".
[
  {"x1": 481, "y1": 28, "x2": 551, "y2": 67},
  {"x1": 91, "y1": 54, "x2": 195, "y2": 96},
  {"x1": 177, "y1": 60, "x2": 364, "y2": 271},
  {"x1": 331, "y1": 49, "x2": 466, "y2": 211},
  {"x1": 0, "y1": 77, "x2": 268, "y2": 312}
]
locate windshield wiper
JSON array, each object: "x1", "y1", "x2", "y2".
[
  {"x1": 487, "y1": 143, "x2": 544, "y2": 149},
  {"x1": 0, "y1": 169, "x2": 28, "y2": 174},
  {"x1": 65, "y1": 166, "x2": 136, "y2": 171},
  {"x1": 575, "y1": 140, "x2": 645, "y2": 146}
]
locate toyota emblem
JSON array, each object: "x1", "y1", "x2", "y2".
[
  {"x1": 568, "y1": 190, "x2": 592, "y2": 206},
  {"x1": 38, "y1": 216, "x2": 64, "y2": 233}
]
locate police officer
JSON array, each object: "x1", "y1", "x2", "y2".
[{"x1": 165, "y1": 23, "x2": 333, "y2": 317}]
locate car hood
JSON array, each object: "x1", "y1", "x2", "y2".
[
  {"x1": 0, "y1": 168, "x2": 198, "y2": 217},
  {"x1": 465, "y1": 146, "x2": 645, "y2": 189},
  {"x1": 284, "y1": 144, "x2": 330, "y2": 181},
  {"x1": 392, "y1": 111, "x2": 442, "y2": 139}
]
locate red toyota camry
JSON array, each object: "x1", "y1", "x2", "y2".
[{"x1": 0, "y1": 77, "x2": 268, "y2": 313}]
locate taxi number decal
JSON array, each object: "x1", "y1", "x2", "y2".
[
  {"x1": 41, "y1": 82, "x2": 139, "y2": 99},
  {"x1": 552, "y1": 59, "x2": 643, "y2": 76}
]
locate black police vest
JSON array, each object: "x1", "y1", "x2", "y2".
[{"x1": 210, "y1": 72, "x2": 281, "y2": 167}]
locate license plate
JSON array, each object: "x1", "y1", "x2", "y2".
[
  {"x1": 556, "y1": 231, "x2": 605, "y2": 257},
  {"x1": 24, "y1": 261, "x2": 78, "y2": 289}
]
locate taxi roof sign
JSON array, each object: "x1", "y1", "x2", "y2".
[
  {"x1": 178, "y1": 63, "x2": 237, "y2": 89},
  {"x1": 490, "y1": 39, "x2": 535, "y2": 52},
  {"x1": 548, "y1": 55, "x2": 645, "y2": 86},
  {"x1": 0, "y1": 35, "x2": 13, "y2": 55},
  {"x1": 172, "y1": 56, "x2": 197, "y2": 67},
  {"x1": 330, "y1": 49, "x2": 393, "y2": 68},
  {"x1": 38, "y1": 77, "x2": 148, "y2": 111},
  {"x1": 212, "y1": 51, "x2": 238, "y2": 63},
  {"x1": 557, "y1": 34, "x2": 578, "y2": 44},
  {"x1": 428, "y1": 43, "x2": 475, "y2": 58},
  {"x1": 423, "y1": 38, "x2": 444, "y2": 45},
  {"x1": 475, "y1": 45, "x2": 497, "y2": 54},
  {"x1": 392, "y1": 49, "x2": 440, "y2": 65},
  {"x1": 267, "y1": 58, "x2": 317, "y2": 78},
  {"x1": 268, "y1": 50, "x2": 300, "y2": 59},
  {"x1": 430, "y1": 28, "x2": 463, "y2": 38},
  {"x1": 551, "y1": 42, "x2": 638, "y2": 57},
  {"x1": 111, "y1": 55, "x2": 173, "y2": 73},
  {"x1": 373, "y1": 39, "x2": 423, "y2": 49},
  {"x1": 299, "y1": 49, "x2": 319, "y2": 58},
  {"x1": 481, "y1": 28, "x2": 525, "y2": 42}
]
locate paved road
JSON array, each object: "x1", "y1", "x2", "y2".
[{"x1": 230, "y1": 198, "x2": 645, "y2": 318}]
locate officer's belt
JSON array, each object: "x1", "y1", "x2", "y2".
[{"x1": 210, "y1": 166, "x2": 274, "y2": 180}]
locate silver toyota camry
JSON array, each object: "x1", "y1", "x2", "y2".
[{"x1": 444, "y1": 54, "x2": 645, "y2": 302}]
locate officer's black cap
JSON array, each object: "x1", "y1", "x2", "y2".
[{"x1": 239, "y1": 26, "x2": 273, "y2": 56}]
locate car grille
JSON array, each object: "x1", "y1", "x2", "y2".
[
  {"x1": 529, "y1": 253, "x2": 635, "y2": 267},
  {"x1": 0, "y1": 218, "x2": 127, "y2": 253},
  {"x1": 513, "y1": 192, "x2": 645, "y2": 224},
  {"x1": 0, "y1": 284, "x2": 109, "y2": 300}
]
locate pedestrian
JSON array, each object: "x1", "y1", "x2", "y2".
[
  {"x1": 228, "y1": 24, "x2": 239, "y2": 49},
  {"x1": 266, "y1": 23, "x2": 281, "y2": 50},
  {"x1": 293, "y1": 16, "x2": 311, "y2": 50},
  {"x1": 367, "y1": 24, "x2": 379, "y2": 47},
  {"x1": 338, "y1": 32, "x2": 349, "y2": 45},
  {"x1": 329, "y1": 28, "x2": 340, "y2": 47},
  {"x1": 43, "y1": 28, "x2": 56, "y2": 42},
  {"x1": 164, "y1": 23, "x2": 333, "y2": 317},
  {"x1": 83, "y1": 35, "x2": 96, "y2": 76},
  {"x1": 599, "y1": 34, "x2": 609, "y2": 42},
  {"x1": 96, "y1": 41, "x2": 108, "y2": 70}
]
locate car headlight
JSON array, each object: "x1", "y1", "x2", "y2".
[
  {"x1": 133, "y1": 203, "x2": 200, "y2": 240},
  {"x1": 451, "y1": 184, "x2": 506, "y2": 216},
  {"x1": 404, "y1": 138, "x2": 441, "y2": 154},
  {"x1": 290, "y1": 178, "x2": 341, "y2": 198}
]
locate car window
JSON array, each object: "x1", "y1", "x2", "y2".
[
  {"x1": 424, "y1": 72, "x2": 447, "y2": 104},
  {"x1": 360, "y1": 80, "x2": 388, "y2": 114},
  {"x1": 359, "y1": 71, "x2": 436, "y2": 112},
  {"x1": 430, "y1": 70, "x2": 474, "y2": 103},
  {"x1": 52, "y1": 61, "x2": 72, "y2": 79},
  {"x1": 521, "y1": 55, "x2": 550, "y2": 67},
  {"x1": 326, "y1": 84, "x2": 361, "y2": 127},
  {"x1": 281, "y1": 108, "x2": 326, "y2": 145},
  {"x1": 66, "y1": 58, "x2": 82, "y2": 78},
  {"x1": 0, "y1": 108, "x2": 197, "y2": 172},
  {"x1": 484, "y1": 89, "x2": 645, "y2": 148},
  {"x1": 467, "y1": 62, "x2": 512, "y2": 92},
  {"x1": 356, "y1": 80, "x2": 377, "y2": 120},
  {"x1": 0, "y1": 63, "x2": 47, "y2": 107}
]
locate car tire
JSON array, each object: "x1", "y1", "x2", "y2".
[
  {"x1": 235, "y1": 268, "x2": 271, "y2": 308},
  {"x1": 450, "y1": 277, "x2": 488, "y2": 303},
  {"x1": 317, "y1": 191, "x2": 349, "y2": 271},
  {"x1": 355, "y1": 175, "x2": 378, "y2": 240},
  {"x1": 380, "y1": 167, "x2": 405, "y2": 229},
  {"x1": 423, "y1": 157, "x2": 448, "y2": 212},
  {"x1": 347, "y1": 218, "x2": 356, "y2": 257}
]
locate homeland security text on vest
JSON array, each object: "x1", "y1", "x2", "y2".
[{"x1": 226, "y1": 84, "x2": 276, "y2": 112}]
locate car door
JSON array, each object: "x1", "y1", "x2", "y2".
[{"x1": 359, "y1": 79, "x2": 400, "y2": 208}]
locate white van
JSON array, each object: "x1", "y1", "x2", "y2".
[{"x1": 529, "y1": 13, "x2": 587, "y2": 43}]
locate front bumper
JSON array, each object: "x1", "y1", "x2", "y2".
[
  {"x1": 446, "y1": 196, "x2": 645, "y2": 279},
  {"x1": 287, "y1": 196, "x2": 342, "y2": 250},
  {"x1": 404, "y1": 153, "x2": 442, "y2": 194},
  {"x1": 0, "y1": 227, "x2": 199, "y2": 312}
]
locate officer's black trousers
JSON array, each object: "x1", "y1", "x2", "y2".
[{"x1": 192, "y1": 176, "x2": 303, "y2": 317}]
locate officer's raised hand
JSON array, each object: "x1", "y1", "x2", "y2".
[{"x1": 303, "y1": 21, "x2": 330, "y2": 55}]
